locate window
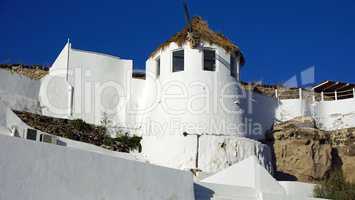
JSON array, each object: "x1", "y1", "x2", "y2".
[
  {"x1": 41, "y1": 134, "x2": 53, "y2": 143},
  {"x1": 230, "y1": 55, "x2": 236, "y2": 77},
  {"x1": 203, "y1": 49, "x2": 216, "y2": 71},
  {"x1": 172, "y1": 50, "x2": 184, "y2": 72},
  {"x1": 156, "y1": 57, "x2": 160, "y2": 77},
  {"x1": 26, "y1": 129, "x2": 37, "y2": 141}
]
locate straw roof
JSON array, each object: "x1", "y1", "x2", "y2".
[{"x1": 150, "y1": 16, "x2": 245, "y2": 65}]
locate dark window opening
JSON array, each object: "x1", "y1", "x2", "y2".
[
  {"x1": 172, "y1": 50, "x2": 184, "y2": 72},
  {"x1": 26, "y1": 129, "x2": 37, "y2": 141},
  {"x1": 156, "y1": 57, "x2": 160, "y2": 77},
  {"x1": 203, "y1": 49, "x2": 216, "y2": 71},
  {"x1": 230, "y1": 55, "x2": 236, "y2": 77},
  {"x1": 132, "y1": 71, "x2": 146, "y2": 80}
]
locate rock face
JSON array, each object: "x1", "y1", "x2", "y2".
[{"x1": 267, "y1": 116, "x2": 355, "y2": 183}]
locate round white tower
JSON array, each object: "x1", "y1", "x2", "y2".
[{"x1": 140, "y1": 17, "x2": 246, "y2": 137}]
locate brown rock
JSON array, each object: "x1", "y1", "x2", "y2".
[{"x1": 268, "y1": 116, "x2": 355, "y2": 183}]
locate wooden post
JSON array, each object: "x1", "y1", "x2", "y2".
[
  {"x1": 275, "y1": 89, "x2": 278, "y2": 99},
  {"x1": 321, "y1": 92, "x2": 324, "y2": 101}
]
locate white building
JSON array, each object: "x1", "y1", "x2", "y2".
[
  {"x1": 40, "y1": 17, "x2": 249, "y2": 137},
  {"x1": 38, "y1": 16, "x2": 355, "y2": 175},
  {"x1": 39, "y1": 17, "x2": 276, "y2": 172}
]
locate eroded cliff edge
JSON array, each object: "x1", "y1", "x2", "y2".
[{"x1": 266, "y1": 116, "x2": 355, "y2": 183}]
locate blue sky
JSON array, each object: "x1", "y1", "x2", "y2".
[{"x1": 1, "y1": 0, "x2": 355, "y2": 84}]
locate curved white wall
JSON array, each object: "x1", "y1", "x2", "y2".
[{"x1": 141, "y1": 42, "x2": 244, "y2": 137}]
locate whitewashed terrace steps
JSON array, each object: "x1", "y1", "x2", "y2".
[{"x1": 194, "y1": 182, "x2": 258, "y2": 200}]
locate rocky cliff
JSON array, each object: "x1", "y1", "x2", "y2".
[{"x1": 266, "y1": 116, "x2": 355, "y2": 183}]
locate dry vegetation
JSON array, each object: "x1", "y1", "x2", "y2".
[
  {"x1": 0, "y1": 64, "x2": 48, "y2": 80},
  {"x1": 14, "y1": 110, "x2": 141, "y2": 153}
]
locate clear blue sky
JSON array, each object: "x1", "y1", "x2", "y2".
[{"x1": 1, "y1": 0, "x2": 354, "y2": 84}]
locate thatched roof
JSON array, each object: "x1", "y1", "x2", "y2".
[{"x1": 150, "y1": 16, "x2": 245, "y2": 65}]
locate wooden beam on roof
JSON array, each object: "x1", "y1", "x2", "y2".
[
  {"x1": 313, "y1": 81, "x2": 337, "y2": 93},
  {"x1": 336, "y1": 83, "x2": 351, "y2": 91},
  {"x1": 322, "y1": 81, "x2": 340, "y2": 92},
  {"x1": 312, "y1": 80, "x2": 330, "y2": 90}
]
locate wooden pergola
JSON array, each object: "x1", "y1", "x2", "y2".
[{"x1": 312, "y1": 81, "x2": 355, "y2": 100}]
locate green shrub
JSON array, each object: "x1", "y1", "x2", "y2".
[
  {"x1": 314, "y1": 170, "x2": 355, "y2": 200},
  {"x1": 114, "y1": 133, "x2": 142, "y2": 153},
  {"x1": 103, "y1": 135, "x2": 113, "y2": 146},
  {"x1": 70, "y1": 119, "x2": 91, "y2": 131}
]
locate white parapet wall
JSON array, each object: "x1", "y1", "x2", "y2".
[
  {"x1": 275, "y1": 96, "x2": 355, "y2": 131},
  {"x1": 314, "y1": 98, "x2": 355, "y2": 130},
  {"x1": 275, "y1": 99, "x2": 312, "y2": 122},
  {"x1": 0, "y1": 134, "x2": 194, "y2": 200}
]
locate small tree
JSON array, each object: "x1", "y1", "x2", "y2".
[{"x1": 314, "y1": 169, "x2": 355, "y2": 200}]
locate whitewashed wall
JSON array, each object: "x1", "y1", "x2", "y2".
[
  {"x1": 141, "y1": 135, "x2": 198, "y2": 169},
  {"x1": 198, "y1": 136, "x2": 273, "y2": 173},
  {"x1": 40, "y1": 43, "x2": 133, "y2": 128},
  {"x1": 275, "y1": 99, "x2": 313, "y2": 122},
  {"x1": 40, "y1": 74, "x2": 70, "y2": 118},
  {"x1": 279, "y1": 181, "x2": 316, "y2": 199},
  {"x1": 274, "y1": 96, "x2": 355, "y2": 131},
  {"x1": 314, "y1": 98, "x2": 355, "y2": 130},
  {"x1": 125, "y1": 78, "x2": 147, "y2": 133},
  {"x1": 0, "y1": 69, "x2": 41, "y2": 126},
  {"x1": 0, "y1": 134, "x2": 194, "y2": 200},
  {"x1": 141, "y1": 135, "x2": 273, "y2": 174},
  {"x1": 141, "y1": 42, "x2": 244, "y2": 137},
  {"x1": 68, "y1": 48, "x2": 132, "y2": 125},
  {"x1": 40, "y1": 43, "x2": 73, "y2": 118},
  {"x1": 240, "y1": 91, "x2": 278, "y2": 140}
]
